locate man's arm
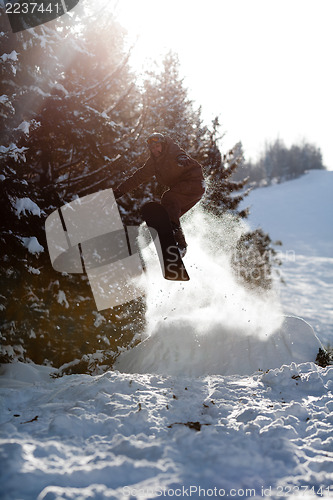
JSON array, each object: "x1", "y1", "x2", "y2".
[
  {"x1": 176, "y1": 153, "x2": 192, "y2": 167},
  {"x1": 114, "y1": 160, "x2": 154, "y2": 199}
]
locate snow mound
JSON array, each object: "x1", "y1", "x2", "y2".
[
  {"x1": 0, "y1": 362, "x2": 56, "y2": 388},
  {"x1": 115, "y1": 316, "x2": 322, "y2": 376}
]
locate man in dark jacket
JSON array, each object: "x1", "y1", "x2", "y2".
[{"x1": 114, "y1": 132, "x2": 205, "y2": 256}]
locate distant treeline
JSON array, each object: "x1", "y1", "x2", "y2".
[{"x1": 233, "y1": 139, "x2": 326, "y2": 186}]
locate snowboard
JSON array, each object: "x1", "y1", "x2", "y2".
[{"x1": 141, "y1": 202, "x2": 190, "y2": 281}]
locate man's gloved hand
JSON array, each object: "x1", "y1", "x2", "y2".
[{"x1": 177, "y1": 154, "x2": 191, "y2": 167}]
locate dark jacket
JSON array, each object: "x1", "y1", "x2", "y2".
[{"x1": 116, "y1": 136, "x2": 204, "y2": 196}]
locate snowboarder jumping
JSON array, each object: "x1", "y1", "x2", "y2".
[{"x1": 114, "y1": 132, "x2": 205, "y2": 257}]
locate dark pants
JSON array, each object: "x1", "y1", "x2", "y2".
[{"x1": 161, "y1": 180, "x2": 205, "y2": 226}]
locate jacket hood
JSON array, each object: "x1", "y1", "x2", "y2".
[{"x1": 149, "y1": 136, "x2": 178, "y2": 163}]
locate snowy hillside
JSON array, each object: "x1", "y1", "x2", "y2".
[
  {"x1": 243, "y1": 170, "x2": 333, "y2": 258},
  {"x1": 242, "y1": 169, "x2": 333, "y2": 344},
  {"x1": 1, "y1": 170, "x2": 332, "y2": 499}
]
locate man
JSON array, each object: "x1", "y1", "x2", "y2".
[{"x1": 114, "y1": 132, "x2": 205, "y2": 257}]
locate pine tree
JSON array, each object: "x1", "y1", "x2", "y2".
[
  {"x1": 142, "y1": 51, "x2": 208, "y2": 156},
  {"x1": 27, "y1": 11, "x2": 141, "y2": 202},
  {"x1": 142, "y1": 53, "x2": 190, "y2": 143},
  {"x1": 1, "y1": 7, "x2": 66, "y2": 363},
  {"x1": 116, "y1": 51, "x2": 211, "y2": 223},
  {"x1": 231, "y1": 229, "x2": 282, "y2": 291},
  {"x1": 201, "y1": 117, "x2": 250, "y2": 217},
  {"x1": 0, "y1": 6, "x2": 145, "y2": 371}
]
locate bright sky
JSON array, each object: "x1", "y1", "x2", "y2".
[{"x1": 111, "y1": 0, "x2": 333, "y2": 168}]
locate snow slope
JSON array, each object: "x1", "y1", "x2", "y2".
[
  {"x1": 1, "y1": 170, "x2": 332, "y2": 499},
  {"x1": 242, "y1": 170, "x2": 333, "y2": 344},
  {"x1": 244, "y1": 170, "x2": 333, "y2": 258}
]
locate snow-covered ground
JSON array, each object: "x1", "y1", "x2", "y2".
[
  {"x1": 1, "y1": 361, "x2": 332, "y2": 499},
  {"x1": 1, "y1": 170, "x2": 332, "y2": 499}
]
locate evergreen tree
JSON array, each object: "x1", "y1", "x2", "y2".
[
  {"x1": 27, "y1": 11, "x2": 141, "y2": 202},
  {"x1": 201, "y1": 118, "x2": 250, "y2": 217},
  {"x1": 0, "y1": 6, "x2": 144, "y2": 372},
  {"x1": 142, "y1": 52, "x2": 192, "y2": 145},
  {"x1": 116, "y1": 51, "x2": 211, "y2": 223},
  {"x1": 231, "y1": 229, "x2": 282, "y2": 291},
  {"x1": 142, "y1": 51, "x2": 208, "y2": 157}
]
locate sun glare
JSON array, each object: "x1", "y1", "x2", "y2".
[
  {"x1": 112, "y1": 0, "x2": 188, "y2": 72},
  {"x1": 88, "y1": 0, "x2": 333, "y2": 167}
]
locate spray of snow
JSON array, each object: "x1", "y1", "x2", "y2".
[
  {"x1": 115, "y1": 208, "x2": 318, "y2": 376},
  {"x1": 143, "y1": 209, "x2": 282, "y2": 336}
]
